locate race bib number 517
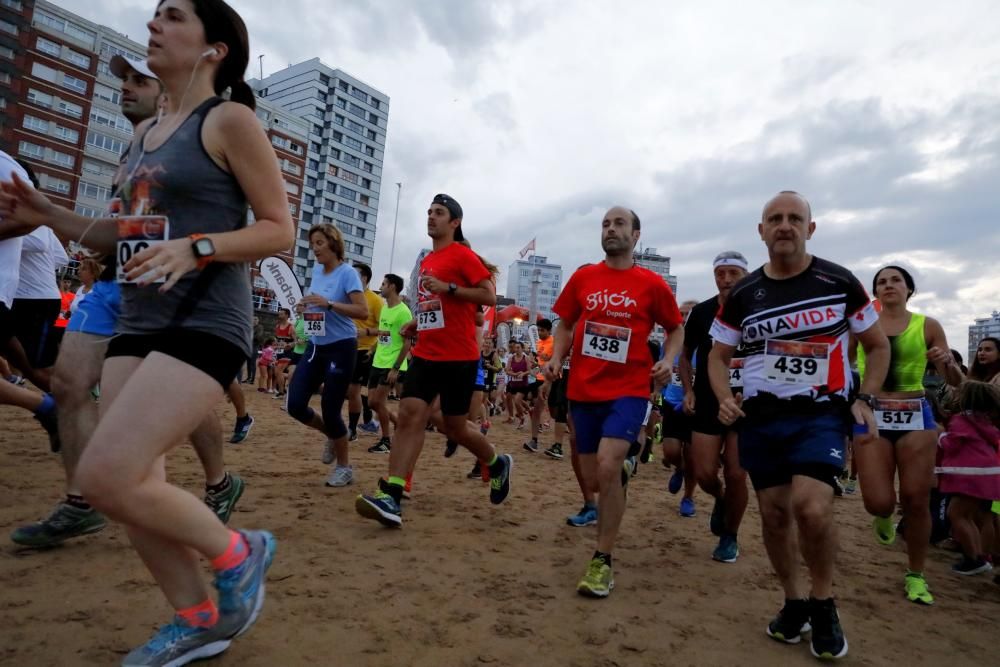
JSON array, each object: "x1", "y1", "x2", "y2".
[
  {"x1": 764, "y1": 340, "x2": 830, "y2": 385},
  {"x1": 116, "y1": 216, "x2": 169, "y2": 284}
]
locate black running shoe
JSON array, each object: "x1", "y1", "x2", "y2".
[
  {"x1": 466, "y1": 461, "x2": 482, "y2": 479},
  {"x1": 766, "y1": 599, "x2": 811, "y2": 644},
  {"x1": 444, "y1": 439, "x2": 459, "y2": 457},
  {"x1": 489, "y1": 454, "x2": 513, "y2": 504},
  {"x1": 808, "y1": 597, "x2": 848, "y2": 660},
  {"x1": 367, "y1": 437, "x2": 391, "y2": 453}
]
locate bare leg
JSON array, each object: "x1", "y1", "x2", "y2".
[
  {"x1": 190, "y1": 411, "x2": 226, "y2": 487},
  {"x1": 757, "y1": 484, "x2": 806, "y2": 600},
  {"x1": 791, "y1": 475, "x2": 837, "y2": 599},
  {"x1": 50, "y1": 333, "x2": 107, "y2": 494},
  {"x1": 594, "y1": 438, "x2": 630, "y2": 553},
  {"x1": 895, "y1": 431, "x2": 936, "y2": 573}
]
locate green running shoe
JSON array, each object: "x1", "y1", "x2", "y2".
[
  {"x1": 204, "y1": 474, "x2": 245, "y2": 524},
  {"x1": 11, "y1": 502, "x2": 106, "y2": 547},
  {"x1": 873, "y1": 516, "x2": 896, "y2": 546},
  {"x1": 577, "y1": 558, "x2": 614, "y2": 598},
  {"x1": 904, "y1": 572, "x2": 934, "y2": 605}
]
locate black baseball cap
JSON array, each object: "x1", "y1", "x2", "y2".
[{"x1": 432, "y1": 193, "x2": 464, "y2": 241}]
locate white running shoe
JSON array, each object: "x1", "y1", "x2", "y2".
[
  {"x1": 325, "y1": 465, "x2": 354, "y2": 487},
  {"x1": 321, "y1": 439, "x2": 336, "y2": 465}
]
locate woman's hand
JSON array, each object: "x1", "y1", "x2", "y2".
[
  {"x1": 0, "y1": 173, "x2": 57, "y2": 231},
  {"x1": 300, "y1": 294, "x2": 330, "y2": 309},
  {"x1": 126, "y1": 238, "x2": 197, "y2": 292}
]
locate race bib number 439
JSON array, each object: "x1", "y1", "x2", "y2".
[
  {"x1": 764, "y1": 340, "x2": 829, "y2": 385},
  {"x1": 116, "y1": 216, "x2": 169, "y2": 284},
  {"x1": 729, "y1": 358, "x2": 744, "y2": 388},
  {"x1": 416, "y1": 299, "x2": 444, "y2": 331},
  {"x1": 304, "y1": 312, "x2": 326, "y2": 337},
  {"x1": 581, "y1": 321, "x2": 631, "y2": 364}
]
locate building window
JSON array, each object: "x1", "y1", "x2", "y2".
[
  {"x1": 34, "y1": 10, "x2": 96, "y2": 48},
  {"x1": 338, "y1": 80, "x2": 348, "y2": 92},
  {"x1": 337, "y1": 203, "x2": 355, "y2": 216},
  {"x1": 359, "y1": 194, "x2": 369, "y2": 206},
  {"x1": 44, "y1": 176, "x2": 71, "y2": 194},
  {"x1": 284, "y1": 181, "x2": 299, "y2": 195},
  {"x1": 75, "y1": 204, "x2": 100, "y2": 217},
  {"x1": 339, "y1": 186, "x2": 357, "y2": 201},
  {"x1": 288, "y1": 202, "x2": 297, "y2": 215},
  {"x1": 27, "y1": 88, "x2": 53, "y2": 108},
  {"x1": 302, "y1": 211, "x2": 313, "y2": 223},
  {"x1": 306, "y1": 176, "x2": 316, "y2": 188},
  {"x1": 347, "y1": 119, "x2": 365, "y2": 134},
  {"x1": 339, "y1": 222, "x2": 353, "y2": 236},
  {"x1": 1, "y1": 0, "x2": 24, "y2": 11},
  {"x1": 94, "y1": 83, "x2": 122, "y2": 105},
  {"x1": 342, "y1": 153, "x2": 360, "y2": 167},
  {"x1": 352, "y1": 243, "x2": 364, "y2": 254},
  {"x1": 86, "y1": 130, "x2": 126, "y2": 155},
  {"x1": 349, "y1": 87, "x2": 367, "y2": 103},
  {"x1": 371, "y1": 98, "x2": 381, "y2": 110},
  {"x1": 90, "y1": 107, "x2": 132, "y2": 134},
  {"x1": 367, "y1": 129, "x2": 377, "y2": 141},
  {"x1": 31, "y1": 62, "x2": 58, "y2": 83},
  {"x1": 357, "y1": 211, "x2": 367, "y2": 222},
  {"x1": 23, "y1": 115, "x2": 49, "y2": 133},
  {"x1": 339, "y1": 169, "x2": 358, "y2": 184},
  {"x1": 303, "y1": 194, "x2": 314, "y2": 206},
  {"x1": 364, "y1": 145, "x2": 375, "y2": 157},
  {"x1": 0, "y1": 19, "x2": 17, "y2": 36},
  {"x1": 0, "y1": 72, "x2": 8, "y2": 84},
  {"x1": 65, "y1": 50, "x2": 90, "y2": 68},
  {"x1": 361, "y1": 177, "x2": 371, "y2": 189},
  {"x1": 36, "y1": 37, "x2": 62, "y2": 57},
  {"x1": 79, "y1": 180, "x2": 112, "y2": 201},
  {"x1": 325, "y1": 181, "x2": 336, "y2": 194},
  {"x1": 348, "y1": 102, "x2": 366, "y2": 118},
  {"x1": 82, "y1": 159, "x2": 116, "y2": 178},
  {"x1": 58, "y1": 99, "x2": 83, "y2": 118},
  {"x1": 342, "y1": 135, "x2": 362, "y2": 151},
  {"x1": 62, "y1": 73, "x2": 88, "y2": 95},
  {"x1": 362, "y1": 161, "x2": 373, "y2": 173},
  {"x1": 18, "y1": 140, "x2": 45, "y2": 159},
  {"x1": 0, "y1": 45, "x2": 14, "y2": 60},
  {"x1": 50, "y1": 150, "x2": 74, "y2": 168},
  {"x1": 368, "y1": 112, "x2": 379, "y2": 124},
  {"x1": 54, "y1": 124, "x2": 79, "y2": 144},
  {"x1": 281, "y1": 159, "x2": 301, "y2": 175},
  {"x1": 308, "y1": 159, "x2": 319, "y2": 170}
]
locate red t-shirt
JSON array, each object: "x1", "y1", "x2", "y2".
[
  {"x1": 412, "y1": 242, "x2": 493, "y2": 362},
  {"x1": 553, "y1": 261, "x2": 682, "y2": 402}
]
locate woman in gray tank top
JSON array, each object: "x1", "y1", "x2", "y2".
[{"x1": 0, "y1": 1, "x2": 292, "y2": 663}]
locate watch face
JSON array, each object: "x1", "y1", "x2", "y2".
[{"x1": 194, "y1": 238, "x2": 214, "y2": 257}]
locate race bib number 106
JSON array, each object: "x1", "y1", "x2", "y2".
[
  {"x1": 581, "y1": 321, "x2": 631, "y2": 364},
  {"x1": 764, "y1": 340, "x2": 830, "y2": 385},
  {"x1": 116, "y1": 216, "x2": 169, "y2": 284}
]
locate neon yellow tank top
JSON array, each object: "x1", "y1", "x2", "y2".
[{"x1": 857, "y1": 313, "x2": 926, "y2": 392}]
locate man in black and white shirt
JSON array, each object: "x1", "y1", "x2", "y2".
[{"x1": 708, "y1": 191, "x2": 889, "y2": 662}]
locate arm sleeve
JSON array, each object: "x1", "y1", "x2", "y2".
[
  {"x1": 344, "y1": 267, "x2": 364, "y2": 294},
  {"x1": 709, "y1": 295, "x2": 743, "y2": 347},
  {"x1": 552, "y1": 272, "x2": 581, "y2": 323},
  {"x1": 845, "y1": 273, "x2": 878, "y2": 334}
]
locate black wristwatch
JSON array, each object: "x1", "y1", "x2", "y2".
[
  {"x1": 855, "y1": 393, "x2": 877, "y2": 409},
  {"x1": 447, "y1": 282, "x2": 458, "y2": 295}
]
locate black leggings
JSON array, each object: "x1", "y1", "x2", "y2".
[{"x1": 287, "y1": 339, "x2": 357, "y2": 439}]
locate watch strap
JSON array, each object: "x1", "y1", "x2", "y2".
[{"x1": 189, "y1": 233, "x2": 214, "y2": 271}]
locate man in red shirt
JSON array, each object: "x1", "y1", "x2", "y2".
[
  {"x1": 356, "y1": 194, "x2": 513, "y2": 527},
  {"x1": 545, "y1": 206, "x2": 684, "y2": 598}
]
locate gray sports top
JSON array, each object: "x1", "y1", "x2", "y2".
[{"x1": 116, "y1": 97, "x2": 252, "y2": 356}]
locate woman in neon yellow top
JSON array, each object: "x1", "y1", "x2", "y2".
[{"x1": 855, "y1": 266, "x2": 963, "y2": 606}]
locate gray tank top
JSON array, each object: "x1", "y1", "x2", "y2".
[{"x1": 116, "y1": 97, "x2": 252, "y2": 356}]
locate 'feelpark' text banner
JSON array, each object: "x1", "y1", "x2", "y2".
[{"x1": 258, "y1": 256, "x2": 303, "y2": 319}]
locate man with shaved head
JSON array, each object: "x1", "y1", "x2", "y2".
[
  {"x1": 544, "y1": 206, "x2": 684, "y2": 598},
  {"x1": 707, "y1": 191, "x2": 889, "y2": 660}
]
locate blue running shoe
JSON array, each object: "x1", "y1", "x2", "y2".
[
  {"x1": 668, "y1": 468, "x2": 684, "y2": 495},
  {"x1": 122, "y1": 616, "x2": 233, "y2": 666},
  {"x1": 358, "y1": 420, "x2": 380, "y2": 434},
  {"x1": 214, "y1": 530, "x2": 277, "y2": 639},
  {"x1": 567, "y1": 504, "x2": 598, "y2": 527},
  {"x1": 712, "y1": 533, "x2": 740, "y2": 563},
  {"x1": 355, "y1": 491, "x2": 402, "y2": 527},
  {"x1": 679, "y1": 497, "x2": 696, "y2": 517}
]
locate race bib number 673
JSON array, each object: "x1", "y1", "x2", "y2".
[
  {"x1": 116, "y1": 216, "x2": 169, "y2": 284},
  {"x1": 416, "y1": 299, "x2": 445, "y2": 331},
  {"x1": 764, "y1": 340, "x2": 830, "y2": 385},
  {"x1": 581, "y1": 321, "x2": 631, "y2": 364}
]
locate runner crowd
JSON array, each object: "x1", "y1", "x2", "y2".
[{"x1": 1, "y1": 1, "x2": 998, "y2": 665}]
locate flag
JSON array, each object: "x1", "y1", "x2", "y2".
[{"x1": 519, "y1": 238, "x2": 536, "y2": 259}]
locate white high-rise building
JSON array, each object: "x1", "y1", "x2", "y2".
[
  {"x1": 251, "y1": 58, "x2": 389, "y2": 284},
  {"x1": 506, "y1": 255, "x2": 563, "y2": 319},
  {"x1": 969, "y1": 310, "x2": 1000, "y2": 362},
  {"x1": 634, "y1": 247, "x2": 678, "y2": 294}
]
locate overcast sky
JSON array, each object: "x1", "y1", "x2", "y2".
[{"x1": 85, "y1": 0, "x2": 999, "y2": 354}]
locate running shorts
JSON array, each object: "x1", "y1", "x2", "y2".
[
  {"x1": 367, "y1": 366, "x2": 407, "y2": 390},
  {"x1": 402, "y1": 357, "x2": 478, "y2": 416},
  {"x1": 11, "y1": 297, "x2": 61, "y2": 368},
  {"x1": 739, "y1": 411, "x2": 847, "y2": 491},
  {"x1": 570, "y1": 396, "x2": 649, "y2": 455},
  {"x1": 352, "y1": 347, "x2": 374, "y2": 385},
  {"x1": 106, "y1": 329, "x2": 244, "y2": 390}
]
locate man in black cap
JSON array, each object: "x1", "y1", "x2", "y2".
[{"x1": 356, "y1": 194, "x2": 513, "y2": 527}]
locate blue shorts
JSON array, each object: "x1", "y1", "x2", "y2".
[
  {"x1": 853, "y1": 397, "x2": 937, "y2": 444},
  {"x1": 66, "y1": 281, "x2": 120, "y2": 337},
  {"x1": 570, "y1": 396, "x2": 649, "y2": 455},
  {"x1": 739, "y1": 412, "x2": 847, "y2": 490}
]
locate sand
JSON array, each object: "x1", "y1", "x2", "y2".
[{"x1": 1, "y1": 391, "x2": 998, "y2": 666}]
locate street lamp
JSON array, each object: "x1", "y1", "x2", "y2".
[{"x1": 389, "y1": 182, "x2": 402, "y2": 273}]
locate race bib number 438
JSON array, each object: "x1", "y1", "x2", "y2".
[
  {"x1": 116, "y1": 216, "x2": 169, "y2": 284},
  {"x1": 304, "y1": 312, "x2": 326, "y2": 337},
  {"x1": 416, "y1": 299, "x2": 444, "y2": 331},
  {"x1": 764, "y1": 340, "x2": 830, "y2": 385},
  {"x1": 581, "y1": 321, "x2": 631, "y2": 364}
]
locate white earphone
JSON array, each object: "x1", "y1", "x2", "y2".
[{"x1": 201, "y1": 47, "x2": 218, "y2": 58}]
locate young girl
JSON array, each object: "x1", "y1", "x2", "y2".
[
  {"x1": 257, "y1": 338, "x2": 276, "y2": 393},
  {"x1": 939, "y1": 381, "x2": 1000, "y2": 575}
]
